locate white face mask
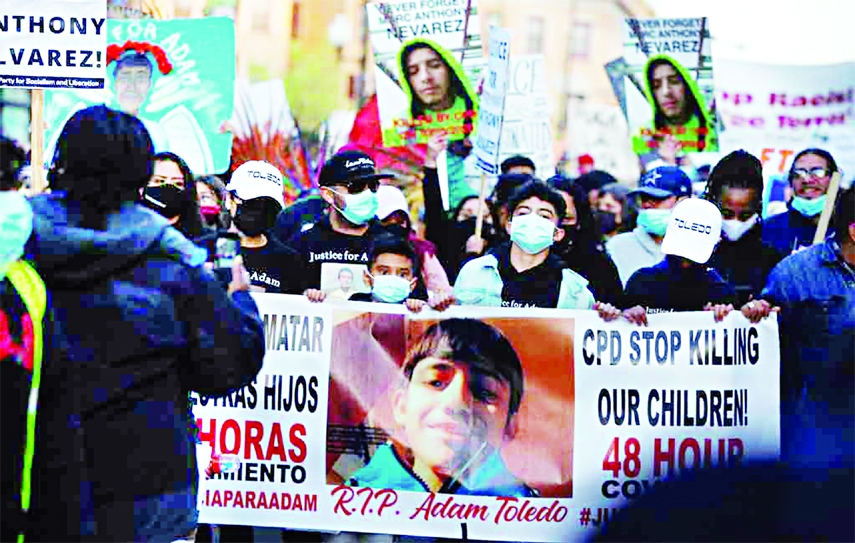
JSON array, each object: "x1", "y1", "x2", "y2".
[{"x1": 721, "y1": 214, "x2": 759, "y2": 242}]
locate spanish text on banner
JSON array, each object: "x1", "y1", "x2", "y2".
[{"x1": 193, "y1": 295, "x2": 780, "y2": 542}]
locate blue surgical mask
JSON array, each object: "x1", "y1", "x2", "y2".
[
  {"x1": 791, "y1": 195, "x2": 827, "y2": 217},
  {"x1": 371, "y1": 274, "x2": 413, "y2": 303},
  {"x1": 332, "y1": 189, "x2": 378, "y2": 225},
  {"x1": 509, "y1": 213, "x2": 556, "y2": 255},
  {"x1": 637, "y1": 208, "x2": 671, "y2": 236},
  {"x1": 0, "y1": 191, "x2": 34, "y2": 280}
]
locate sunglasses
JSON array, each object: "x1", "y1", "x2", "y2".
[
  {"x1": 792, "y1": 167, "x2": 829, "y2": 180},
  {"x1": 333, "y1": 177, "x2": 379, "y2": 194}
]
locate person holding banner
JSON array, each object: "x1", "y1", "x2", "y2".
[
  {"x1": 606, "y1": 166, "x2": 693, "y2": 286},
  {"x1": 347, "y1": 318, "x2": 537, "y2": 497},
  {"x1": 705, "y1": 150, "x2": 785, "y2": 306},
  {"x1": 623, "y1": 198, "x2": 737, "y2": 323},
  {"x1": 631, "y1": 55, "x2": 718, "y2": 155},
  {"x1": 751, "y1": 187, "x2": 855, "y2": 468},
  {"x1": 454, "y1": 180, "x2": 622, "y2": 319},
  {"x1": 762, "y1": 148, "x2": 841, "y2": 255},
  {"x1": 295, "y1": 150, "x2": 394, "y2": 302}
]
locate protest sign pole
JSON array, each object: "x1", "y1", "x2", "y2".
[
  {"x1": 30, "y1": 89, "x2": 46, "y2": 194},
  {"x1": 812, "y1": 171, "x2": 842, "y2": 245},
  {"x1": 474, "y1": 172, "x2": 487, "y2": 239}
]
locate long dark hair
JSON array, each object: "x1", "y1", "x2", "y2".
[
  {"x1": 51, "y1": 105, "x2": 154, "y2": 230},
  {"x1": 151, "y1": 152, "x2": 205, "y2": 238},
  {"x1": 546, "y1": 175, "x2": 601, "y2": 254},
  {"x1": 787, "y1": 148, "x2": 839, "y2": 184},
  {"x1": 401, "y1": 42, "x2": 476, "y2": 141}
]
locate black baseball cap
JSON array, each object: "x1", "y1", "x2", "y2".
[{"x1": 318, "y1": 150, "x2": 394, "y2": 187}]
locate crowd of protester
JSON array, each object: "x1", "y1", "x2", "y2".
[{"x1": 0, "y1": 102, "x2": 852, "y2": 543}]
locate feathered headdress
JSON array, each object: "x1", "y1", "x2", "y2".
[{"x1": 106, "y1": 40, "x2": 173, "y2": 75}]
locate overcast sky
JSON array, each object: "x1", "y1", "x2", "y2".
[{"x1": 647, "y1": 0, "x2": 855, "y2": 65}]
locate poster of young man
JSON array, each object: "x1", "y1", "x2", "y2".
[
  {"x1": 623, "y1": 17, "x2": 719, "y2": 156},
  {"x1": 367, "y1": 0, "x2": 485, "y2": 147},
  {"x1": 44, "y1": 17, "x2": 236, "y2": 175},
  {"x1": 325, "y1": 312, "x2": 575, "y2": 499}
]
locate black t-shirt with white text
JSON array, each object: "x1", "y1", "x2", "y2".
[
  {"x1": 493, "y1": 242, "x2": 564, "y2": 309},
  {"x1": 196, "y1": 232, "x2": 307, "y2": 294},
  {"x1": 289, "y1": 216, "x2": 383, "y2": 291}
]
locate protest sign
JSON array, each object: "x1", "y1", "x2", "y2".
[
  {"x1": 194, "y1": 295, "x2": 780, "y2": 541},
  {"x1": 566, "y1": 102, "x2": 639, "y2": 184},
  {"x1": 496, "y1": 54, "x2": 554, "y2": 176},
  {"x1": 474, "y1": 27, "x2": 511, "y2": 175},
  {"x1": 0, "y1": 0, "x2": 107, "y2": 90},
  {"x1": 43, "y1": 17, "x2": 236, "y2": 175},
  {"x1": 366, "y1": 0, "x2": 484, "y2": 147},
  {"x1": 623, "y1": 17, "x2": 718, "y2": 155},
  {"x1": 715, "y1": 60, "x2": 855, "y2": 179}
]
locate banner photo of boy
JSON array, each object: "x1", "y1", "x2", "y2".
[
  {"x1": 44, "y1": 17, "x2": 236, "y2": 175},
  {"x1": 367, "y1": 0, "x2": 484, "y2": 147},
  {"x1": 623, "y1": 17, "x2": 718, "y2": 156},
  {"x1": 326, "y1": 310, "x2": 574, "y2": 499}
]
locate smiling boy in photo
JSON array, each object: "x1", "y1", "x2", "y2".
[{"x1": 347, "y1": 318, "x2": 537, "y2": 497}]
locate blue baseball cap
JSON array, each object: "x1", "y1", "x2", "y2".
[{"x1": 631, "y1": 166, "x2": 693, "y2": 199}]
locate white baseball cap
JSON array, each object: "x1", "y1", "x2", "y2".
[
  {"x1": 226, "y1": 161, "x2": 285, "y2": 208},
  {"x1": 661, "y1": 198, "x2": 722, "y2": 264},
  {"x1": 375, "y1": 184, "x2": 409, "y2": 221}
]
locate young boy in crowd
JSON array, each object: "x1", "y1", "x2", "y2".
[
  {"x1": 454, "y1": 180, "x2": 621, "y2": 320},
  {"x1": 623, "y1": 198, "x2": 737, "y2": 324},
  {"x1": 348, "y1": 233, "x2": 454, "y2": 312},
  {"x1": 347, "y1": 318, "x2": 537, "y2": 497}
]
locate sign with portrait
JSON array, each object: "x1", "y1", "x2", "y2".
[
  {"x1": 43, "y1": 17, "x2": 236, "y2": 175},
  {"x1": 623, "y1": 17, "x2": 719, "y2": 155},
  {"x1": 366, "y1": 0, "x2": 485, "y2": 147}
]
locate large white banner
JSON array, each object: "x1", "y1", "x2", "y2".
[
  {"x1": 0, "y1": 0, "x2": 107, "y2": 89},
  {"x1": 715, "y1": 61, "x2": 855, "y2": 177},
  {"x1": 193, "y1": 295, "x2": 780, "y2": 541}
]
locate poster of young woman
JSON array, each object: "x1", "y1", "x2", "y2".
[
  {"x1": 623, "y1": 17, "x2": 719, "y2": 156},
  {"x1": 44, "y1": 17, "x2": 235, "y2": 175},
  {"x1": 367, "y1": 0, "x2": 485, "y2": 147}
]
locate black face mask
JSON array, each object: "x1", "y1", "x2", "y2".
[
  {"x1": 455, "y1": 217, "x2": 497, "y2": 244},
  {"x1": 596, "y1": 210, "x2": 619, "y2": 235},
  {"x1": 233, "y1": 198, "x2": 280, "y2": 237},
  {"x1": 142, "y1": 185, "x2": 185, "y2": 218},
  {"x1": 553, "y1": 224, "x2": 579, "y2": 257}
]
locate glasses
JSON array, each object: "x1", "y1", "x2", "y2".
[
  {"x1": 792, "y1": 167, "x2": 829, "y2": 180},
  {"x1": 335, "y1": 177, "x2": 379, "y2": 194}
]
